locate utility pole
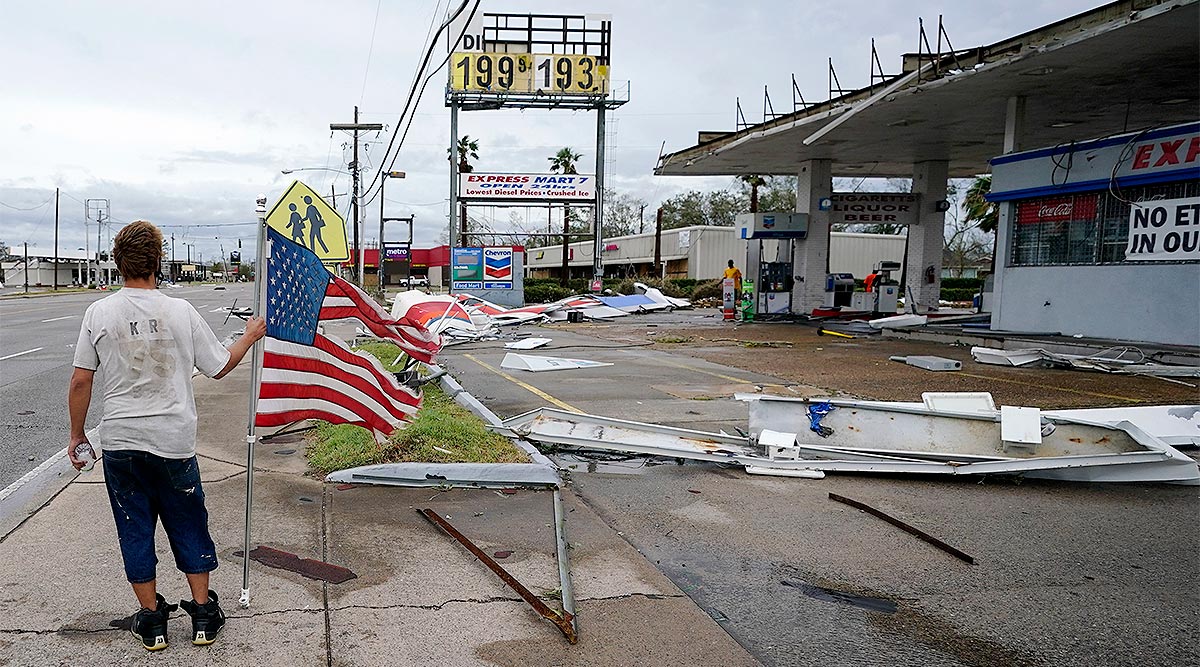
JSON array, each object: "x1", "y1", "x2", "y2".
[
  {"x1": 53, "y1": 188, "x2": 59, "y2": 291},
  {"x1": 24, "y1": 242, "x2": 29, "y2": 293},
  {"x1": 97, "y1": 210, "x2": 103, "y2": 285},
  {"x1": 84, "y1": 198, "x2": 109, "y2": 288},
  {"x1": 638, "y1": 202, "x2": 646, "y2": 235},
  {"x1": 331, "y1": 106, "x2": 383, "y2": 287},
  {"x1": 654, "y1": 206, "x2": 663, "y2": 278}
]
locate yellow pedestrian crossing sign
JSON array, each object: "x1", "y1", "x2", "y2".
[{"x1": 265, "y1": 181, "x2": 349, "y2": 263}]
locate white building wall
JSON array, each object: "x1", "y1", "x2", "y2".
[
  {"x1": 995, "y1": 264, "x2": 1200, "y2": 346},
  {"x1": 827, "y1": 232, "x2": 907, "y2": 278},
  {"x1": 525, "y1": 225, "x2": 905, "y2": 280}
]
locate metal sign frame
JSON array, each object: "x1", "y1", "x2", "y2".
[{"x1": 447, "y1": 12, "x2": 628, "y2": 292}]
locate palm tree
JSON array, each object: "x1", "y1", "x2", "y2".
[
  {"x1": 548, "y1": 147, "x2": 582, "y2": 175},
  {"x1": 964, "y1": 175, "x2": 997, "y2": 234},
  {"x1": 450, "y1": 135, "x2": 480, "y2": 173},
  {"x1": 739, "y1": 175, "x2": 767, "y2": 213},
  {"x1": 549, "y1": 148, "x2": 583, "y2": 285},
  {"x1": 448, "y1": 136, "x2": 480, "y2": 245}
]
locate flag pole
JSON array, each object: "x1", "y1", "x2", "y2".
[{"x1": 241, "y1": 195, "x2": 269, "y2": 608}]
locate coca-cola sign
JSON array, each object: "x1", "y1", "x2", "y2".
[{"x1": 1017, "y1": 194, "x2": 1098, "y2": 224}]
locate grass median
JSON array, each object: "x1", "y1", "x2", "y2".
[{"x1": 305, "y1": 340, "x2": 529, "y2": 475}]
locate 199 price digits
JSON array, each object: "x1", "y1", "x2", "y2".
[{"x1": 453, "y1": 53, "x2": 532, "y2": 92}]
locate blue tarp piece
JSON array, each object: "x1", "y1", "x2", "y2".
[
  {"x1": 597, "y1": 294, "x2": 657, "y2": 310},
  {"x1": 807, "y1": 402, "x2": 837, "y2": 438}
]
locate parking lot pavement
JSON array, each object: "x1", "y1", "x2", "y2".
[{"x1": 440, "y1": 315, "x2": 1200, "y2": 667}]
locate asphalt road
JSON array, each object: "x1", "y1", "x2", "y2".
[{"x1": 0, "y1": 283, "x2": 254, "y2": 490}]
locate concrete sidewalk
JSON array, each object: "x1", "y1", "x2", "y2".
[{"x1": 0, "y1": 360, "x2": 761, "y2": 666}]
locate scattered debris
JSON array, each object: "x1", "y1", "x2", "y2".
[
  {"x1": 418, "y1": 508, "x2": 577, "y2": 643},
  {"x1": 869, "y1": 314, "x2": 927, "y2": 329},
  {"x1": 500, "y1": 352, "x2": 614, "y2": 372},
  {"x1": 889, "y1": 355, "x2": 963, "y2": 371},
  {"x1": 504, "y1": 337, "x2": 553, "y2": 350},
  {"x1": 326, "y1": 462, "x2": 560, "y2": 489},
  {"x1": 500, "y1": 395, "x2": 1200, "y2": 484},
  {"x1": 828, "y1": 493, "x2": 974, "y2": 564},
  {"x1": 970, "y1": 345, "x2": 1199, "y2": 382},
  {"x1": 494, "y1": 550, "x2": 514, "y2": 559}
]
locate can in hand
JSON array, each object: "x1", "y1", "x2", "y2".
[{"x1": 73, "y1": 442, "x2": 97, "y2": 472}]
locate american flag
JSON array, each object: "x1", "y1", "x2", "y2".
[{"x1": 254, "y1": 228, "x2": 442, "y2": 441}]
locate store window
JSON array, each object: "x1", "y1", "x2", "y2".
[{"x1": 1010, "y1": 181, "x2": 1200, "y2": 266}]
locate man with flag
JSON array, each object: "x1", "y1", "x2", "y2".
[{"x1": 68, "y1": 220, "x2": 267, "y2": 651}]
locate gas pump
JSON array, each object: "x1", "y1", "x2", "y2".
[
  {"x1": 823, "y1": 273, "x2": 855, "y2": 308},
  {"x1": 735, "y1": 211, "x2": 809, "y2": 319},
  {"x1": 758, "y1": 261, "x2": 794, "y2": 314},
  {"x1": 851, "y1": 260, "x2": 901, "y2": 314}
]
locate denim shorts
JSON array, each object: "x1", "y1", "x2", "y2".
[{"x1": 102, "y1": 449, "x2": 218, "y2": 583}]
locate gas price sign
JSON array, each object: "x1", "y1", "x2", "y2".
[{"x1": 451, "y1": 52, "x2": 609, "y2": 95}]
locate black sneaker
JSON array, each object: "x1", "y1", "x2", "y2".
[
  {"x1": 180, "y1": 590, "x2": 225, "y2": 645},
  {"x1": 130, "y1": 593, "x2": 177, "y2": 651}
]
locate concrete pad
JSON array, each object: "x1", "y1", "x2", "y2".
[{"x1": 0, "y1": 609, "x2": 327, "y2": 667}]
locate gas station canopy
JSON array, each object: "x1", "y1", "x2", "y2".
[{"x1": 655, "y1": 1, "x2": 1199, "y2": 179}]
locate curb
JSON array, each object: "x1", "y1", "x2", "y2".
[{"x1": 0, "y1": 447, "x2": 79, "y2": 542}]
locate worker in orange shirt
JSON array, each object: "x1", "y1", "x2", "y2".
[
  {"x1": 864, "y1": 270, "x2": 879, "y2": 292},
  {"x1": 723, "y1": 259, "x2": 743, "y2": 299}
]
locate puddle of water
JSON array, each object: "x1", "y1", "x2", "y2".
[{"x1": 782, "y1": 579, "x2": 898, "y2": 614}]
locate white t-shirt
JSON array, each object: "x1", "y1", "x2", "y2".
[{"x1": 73, "y1": 288, "x2": 231, "y2": 459}]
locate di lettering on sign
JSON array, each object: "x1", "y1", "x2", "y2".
[{"x1": 1125, "y1": 197, "x2": 1200, "y2": 261}]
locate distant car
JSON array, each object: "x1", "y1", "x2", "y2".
[{"x1": 408, "y1": 276, "x2": 429, "y2": 288}]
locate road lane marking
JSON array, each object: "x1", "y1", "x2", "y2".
[
  {"x1": 653, "y1": 355, "x2": 785, "y2": 388},
  {"x1": 40, "y1": 315, "x2": 76, "y2": 323},
  {"x1": 463, "y1": 354, "x2": 581, "y2": 412},
  {"x1": 0, "y1": 306, "x2": 60, "y2": 316},
  {"x1": 0, "y1": 347, "x2": 44, "y2": 361}
]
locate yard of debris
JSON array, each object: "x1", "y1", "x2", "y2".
[
  {"x1": 436, "y1": 306, "x2": 1199, "y2": 667},
  {"x1": 572, "y1": 309, "x2": 1198, "y2": 409}
]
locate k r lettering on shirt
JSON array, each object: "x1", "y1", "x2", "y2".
[{"x1": 74, "y1": 289, "x2": 231, "y2": 459}]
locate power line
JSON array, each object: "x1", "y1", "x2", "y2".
[
  {"x1": 358, "y1": 0, "x2": 385, "y2": 105},
  {"x1": 361, "y1": 0, "x2": 478, "y2": 201},
  {"x1": 0, "y1": 195, "x2": 53, "y2": 211}
]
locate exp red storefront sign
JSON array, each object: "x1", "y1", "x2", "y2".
[{"x1": 1016, "y1": 194, "x2": 1098, "y2": 224}]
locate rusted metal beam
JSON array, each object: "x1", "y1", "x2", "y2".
[
  {"x1": 828, "y1": 493, "x2": 975, "y2": 564},
  {"x1": 418, "y1": 508, "x2": 578, "y2": 643}
]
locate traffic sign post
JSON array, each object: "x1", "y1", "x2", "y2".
[{"x1": 264, "y1": 181, "x2": 350, "y2": 265}]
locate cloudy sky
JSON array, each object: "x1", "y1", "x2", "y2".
[{"x1": 1, "y1": 0, "x2": 1100, "y2": 262}]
